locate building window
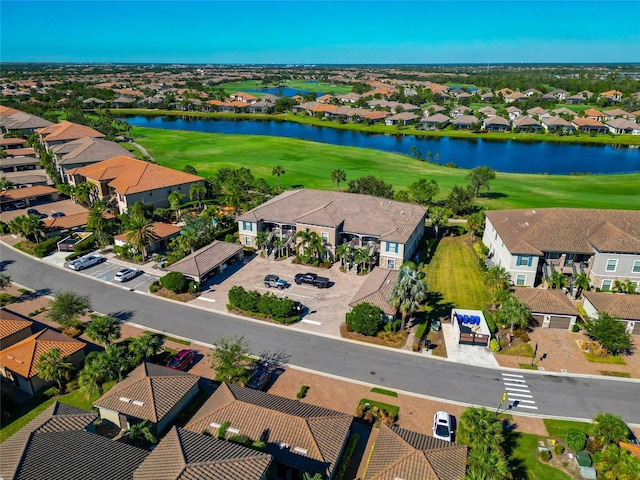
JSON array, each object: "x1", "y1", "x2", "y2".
[
  {"x1": 601, "y1": 279, "x2": 612, "y2": 291},
  {"x1": 241, "y1": 221, "x2": 253, "y2": 232},
  {"x1": 385, "y1": 242, "x2": 398, "y2": 253},
  {"x1": 244, "y1": 237, "x2": 252, "y2": 246},
  {"x1": 605, "y1": 259, "x2": 618, "y2": 272},
  {"x1": 321, "y1": 232, "x2": 329, "y2": 243},
  {"x1": 633, "y1": 261, "x2": 640, "y2": 273},
  {"x1": 547, "y1": 252, "x2": 560, "y2": 260},
  {"x1": 516, "y1": 274, "x2": 526, "y2": 286},
  {"x1": 386, "y1": 258, "x2": 395, "y2": 269},
  {"x1": 516, "y1": 256, "x2": 532, "y2": 266}
]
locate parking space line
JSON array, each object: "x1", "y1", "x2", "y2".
[
  {"x1": 514, "y1": 405, "x2": 538, "y2": 410},
  {"x1": 301, "y1": 319, "x2": 322, "y2": 325},
  {"x1": 198, "y1": 297, "x2": 216, "y2": 303}
]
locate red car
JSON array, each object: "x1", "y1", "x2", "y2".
[{"x1": 167, "y1": 349, "x2": 195, "y2": 371}]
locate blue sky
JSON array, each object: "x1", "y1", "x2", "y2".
[{"x1": 2, "y1": 1, "x2": 639, "y2": 64}]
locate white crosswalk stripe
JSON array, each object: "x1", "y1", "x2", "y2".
[{"x1": 501, "y1": 372, "x2": 538, "y2": 410}]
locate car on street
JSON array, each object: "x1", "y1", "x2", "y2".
[
  {"x1": 166, "y1": 349, "x2": 195, "y2": 371},
  {"x1": 294, "y1": 272, "x2": 330, "y2": 288},
  {"x1": 114, "y1": 268, "x2": 141, "y2": 282},
  {"x1": 432, "y1": 411, "x2": 453, "y2": 442},
  {"x1": 247, "y1": 361, "x2": 271, "y2": 390},
  {"x1": 264, "y1": 274, "x2": 288, "y2": 289},
  {"x1": 67, "y1": 254, "x2": 104, "y2": 271},
  {"x1": 51, "y1": 211, "x2": 66, "y2": 218}
]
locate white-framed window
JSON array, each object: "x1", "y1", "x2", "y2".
[
  {"x1": 241, "y1": 221, "x2": 253, "y2": 232},
  {"x1": 386, "y1": 258, "x2": 395, "y2": 269},
  {"x1": 516, "y1": 274, "x2": 526, "y2": 286},
  {"x1": 244, "y1": 237, "x2": 252, "y2": 246},
  {"x1": 605, "y1": 259, "x2": 618, "y2": 272},
  {"x1": 601, "y1": 279, "x2": 612, "y2": 291},
  {"x1": 517, "y1": 256, "x2": 532, "y2": 267},
  {"x1": 385, "y1": 242, "x2": 398, "y2": 253},
  {"x1": 633, "y1": 260, "x2": 640, "y2": 273},
  {"x1": 321, "y1": 232, "x2": 329, "y2": 242}
]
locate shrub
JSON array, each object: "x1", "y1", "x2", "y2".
[
  {"x1": 539, "y1": 449, "x2": 552, "y2": 461},
  {"x1": 228, "y1": 285, "x2": 247, "y2": 309},
  {"x1": 201, "y1": 428, "x2": 211, "y2": 436},
  {"x1": 217, "y1": 420, "x2": 230, "y2": 439},
  {"x1": 335, "y1": 433, "x2": 360, "y2": 480},
  {"x1": 553, "y1": 443, "x2": 565, "y2": 455},
  {"x1": 0, "y1": 293, "x2": 17, "y2": 307},
  {"x1": 585, "y1": 437, "x2": 603, "y2": 454},
  {"x1": 159, "y1": 272, "x2": 189, "y2": 293},
  {"x1": 43, "y1": 386, "x2": 61, "y2": 397},
  {"x1": 483, "y1": 310, "x2": 497, "y2": 334},
  {"x1": 251, "y1": 440, "x2": 266, "y2": 451},
  {"x1": 34, "y1": 235, "x2": 63, "y2": 258},
  {"x1": 489, "y1": 338, "x2": 501, "y2": 352},
  {"x1": 149, "y1": 281, "x2": 161, "y2": 293},
  {"x1": 296, "y1": 385, "x2": 310, "y2": 399},
  {"x1": 228, "y1": 434, "x2": 250, "y2": 446},
  {"x1": 566, "y1": 428, "x2": 587, "y2": 451},
  {"x1": 61, "y1": 325, "x2": 83, "y2": 337},
  {"x1": 346, "y1": 303, "x2": 384, "y2": 336},
  {"x1": 572, "y1": 323, "x2": 581, "y2": 333},
  {"x1": 73, "y1": 235, "x2": 96, "y2": 254}
]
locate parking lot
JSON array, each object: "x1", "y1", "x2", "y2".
[
  {"x1": 68, "y1": 258, "x2": 160, "y2": 293},
  {"x1": 192, "y1": 253, "x2": 368, "y2": 336},
  {"x1": 0, "y1": 198, "x2": 89, "y2": 224}
]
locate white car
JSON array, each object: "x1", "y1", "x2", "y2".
[
  {"x1": 432, "y1": 411, "x2": 453, "y2": 442},
  {"x1": 68, "y1": 254, "x2": 104, "y2": 271},
  {"x1": 114, "y1": 268, "x2": 140, "y2": 282}
]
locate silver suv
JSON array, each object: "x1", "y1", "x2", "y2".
[{"x1": 264, "y1": 274, "x2": 288, "y2": 289}]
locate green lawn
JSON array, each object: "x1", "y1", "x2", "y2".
[
  {"x1": 132, "y1": 126, "x2": 640, "y2": 211},
  {"x1": 499, "y1": 343, "x2": 535, "y2": 356},
  {"x1": 543, "y1": 419, "x2": 594, "y2": 438},
  {"x1": 583, "y1": 352, "x2": 626, "y2": 364},
  {"x1": 357, "y1": 398, "x2": 400, "y2": 418},
  {"x1": 512, "y1": 433, "x2": 572, "y2": 480},
  {"x1": 423, "y1": 234, "x2": 493, "y2": 310}
]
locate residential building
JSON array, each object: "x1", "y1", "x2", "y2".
[
  {"x1": 186, "y1": 382, "x2": 352, "y2": 480},
  {"x1": 452, "y1": 115, "x2": 479, "y2": 130},
  {"x1": 421, "y1": 113, "x2": 451, "y2": 130},
  {"x1": 582, "y1": 291, "x2": 640, "y2": 335},
  {"x1": 541, "y1": 116, "x2": 576, "y2": 134},
  {"x1": 67, "y1": 155, "x2": 204, "y2": 214},
  {"x1": 483, "y1": 116, "x2": 511, "y2": 132},
  {"x1": 512, "y1": 288, "x2": 579, "y2": 330},
  {"x1": 167, "y1": 240, "x2": 244, "y2": 283},
  {"x1": 482, "y1": 208, "x2": 640, "y2": 289},
  {"x1": 349, "y1": 268, "x2": 399, "y2": 320},
  {"x1": 0, "y1": 309, "x2": 33, "y2": 349},
  {"x1": 237, "y1": 189, "x2": 427, "y2": 271},
  {"x1": 114, "y1": 221, "x2": 181, "y2": 255},
  {"x1": 606, "y1": 118, "x2": 640, "y2": 135},
  {"x1": 384, "y1": 112, "x2": 419, "y2": 126},
  {"x1": 571, "y1": 118, "x2": 608, "y2": 134},
  {"x1": 37, "y1": 121, "x2": 105, "y2": 151},
  {"x1": 0, "y1": 106, "x2": 53, "y2": 134},
  {"x1": 512, "y1": 115, "x2": 542, "y2": 132}
]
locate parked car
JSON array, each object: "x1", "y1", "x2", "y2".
[
  {"x1": 247, "y1": 362, "x2": 271, "y2": 390},
  {"x1": 27, "y1": 208, "x2": 48, "y2": 219},
  {"x1": 51, "y1": 211, "x2": 66, "y2": 218},
  {"x1": 294, "y1": 272, "x2": 330, "y2": 288},
  {"x1": 432, "y1": 411, "x2": 453, "y2": 442},
  {"x1": 292, "y1": 301, "x2": 304, "y2": 315},
  {"x1": 264, "y1": 274, "x2": 288, "y2": 289},
  {"x1": 13, "y1": 201, "x2": 26, "y2": 209},
  {"x1": 114, "y1": 268, "x2": 140, "y2": 282},
  {"x1": 67, "y1": 254, "x2": 104, "y2": 271},
  {"x1": 166, "y1": 349, "x2": 195, "y2": 371},
  {"x1": 0, "y1": 202, "x2": 16, "y2": 211}
]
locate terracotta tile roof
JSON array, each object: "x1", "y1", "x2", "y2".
[
  {"x1": 0, "y1": 329, "x2": 85, "y2": 379},
  {"x1": 485, "y1": 208, "x2": 640, "y2": 255},
  {"x1": 69, "y1": 156, "x2": 204, "y2": 195},
  {"x1": 168, "y1": 240, "x2": 243, "y2": 281},
  {"x1": 52, "y1": 137, "x2": 134, "y2": 165},
  {"x1": 0, "y1": 105, "x2": 21, "y2": 116},
  {"x1": 37, "y1": 120, "x2": 105, "y2": 142},
  {"x1": 3, "y1": 147, "x2": 37, "y2": 157},
  {"x1": 600, "y1": 90, "x2": 623, "y2": 97},
  {"x1": 45, "y1": 210, "x2": 114, "y2": 232},
  {"x1": 94, "y1": 362, "x2": 200, "y2": 424},
  {"x1": 360, "y1": 110, "x2": 390, "y2": 120},
  {"x1": 512, "y1": 288, "x2": 579, "y2": 316},
  {"x1": 238, "y1": 189, "x2": 426, "y2": 245},
  {"x1": 349, "y1": 268, "x2": 399, "y2": 315},
  {"x1": 584, "y1": 109, "x2": 606, "y2": 117},
  {"x1": 365, "y1": 424, "x2": 467, "y2": 480},
  {"x1": 572, "y1": 117, "x2": 606, "y2": 127},
  {"x1": 133, "y1": 426, "x2": 272, "y2": 480},
  {"x1": 316, "y1": 94, "x2": 334, "y2": 102},
  {"x1": 583, "y1": 292, "x2": 640, "y2": 321},
  {"x1": 186, "y1": 383, "x2": 352, "y2": 478},
  {"x1": 0, "y1": 137, "x2": 28, "y2": 146},
  {"x1": 114, "y1": 221, "x2": 181, "y2": 242},
  {"x1": 0, "y1": 310, "x2": 33, "y2": 342},
  {"x1": 0, "y1": 185, "x2": 57, "y2": 202},
  {"x1": 0, "y1": 402, "x2": 98, "y2": 480}
]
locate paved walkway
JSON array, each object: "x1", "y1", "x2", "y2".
[{"x1": 441, "y1": 322, "x2": 499, "y2": 367}]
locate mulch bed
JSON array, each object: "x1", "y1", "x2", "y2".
[
  {"x1": 340, "y1": 323, "x2": 408, "y2": 349},
  {"x1": 151, "y1": 287, "x2": 199, "y2": 302}
]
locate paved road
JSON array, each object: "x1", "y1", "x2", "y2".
[{"x1": 3, "y1": 245, "x2": 639, "y2": 424}]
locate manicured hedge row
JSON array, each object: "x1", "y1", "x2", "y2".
[
  {"x1": 228, "y1": 285, "x2": 298, "y2": 323},
  {"x1": 34, "y1": 236, "x2": 62, "y2": 258}
]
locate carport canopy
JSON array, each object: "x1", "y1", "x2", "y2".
[{"x1": 168, "y1": 240, "x2": 244, "y2": 283}]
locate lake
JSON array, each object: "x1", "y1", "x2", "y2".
[
  {"x1": 241, "y1": 87, "x2": 323, "y2": 97},
  {"x1": 123, "y1": 115, "x2": 640, "y2": 175}
]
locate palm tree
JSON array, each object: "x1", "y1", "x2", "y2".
[
  {"x1": 87, "y1": 205, "x2": 109, "y2": 246},
  {"x1": 613, "y1": 280, "x2": 636, "y2": 294},
  {"x1": 466, "y1": 211, "x2": 485, "y2": 242},
  {"x1": 294, "y1": 229, "x2": 313, "y2": 256},
  {"x1": 272, "y1": 237, "x2": 285, "y2": 259},
  {"x1": 306, "y1": 231, "x2": 325, "y2": 262},
  {"x1": 494, "y1": 295, "x2": 531, "y2": 332},
  {"x1": 85, "y1": 315, "x2": 121, "y2": 347},
  {"x1": 272, "y1": 165, "x2": 285, "y2": 190},
  {"x1": 335, "y1": 243, "x2": 352, "y2": 267},
  {"x1": 74, "y1": 181, "x2": 94, "y2": 206},
  {"x1": 78, "y1": 354, "x2": 110, "y2": 398},
  {"x1": 37, "y1": 347, "x2": 72, "y2": 391},
  {"x1": 353, "y1": 247, "x2": 369, "y2": 273},
  {"x1": 189, "y1": 182, "x2": 206, "y2": 210},
  {"x1": 595, "y1": 444, "x2": 640, "y2": 480},
  {"x1": 549, "y1": 270, "x2": 568, "y2": 289},
  {"x1": 592, "y1": 412, "x2": 630, "y2": 446},
  {"x1": 104, "y1": 344, "x2": 131, "y2": 381},
  {"x1": 429, "y1": 206, "x2": 449, "y2": 238},
  {"x1": 125, "y1": 214, "x2": 158, "y2": 259},
  {"x1": 255, "y1": 231, "x2": 269, "y2": 254},
  {"x1": 574, "y1": 272, "x2": 590, "y2": 299},
  {"x1": 388, "y1": 261, "x2": 428, "y2": 330},
  {"x1": 168, "y1": 190, "x2": 186, "y2": 221},
  {"x1": 22, "y1": 214, "x2": 45, "y2": 244},
  {"x1": 467, "y1": 446, "x2": 511, "y2": 480},
  {"x1": 0, "y1": 176, "x2": 14, "y2": 191},
  {"x1": 124, "y1": 420, "x2": 157, "y2": 446},
  {"x1": 484, "y1": 266, "x2": 511, "y2": 293},
  {"x1": 459, "y1": 407, "x2": 504, "y2": 450},
  {"x1": 128, "y1": 333, "x2": 162, "y2": 363},
  {"x1": 330, "y1": 169, "x2": 346, "y2": 191}
]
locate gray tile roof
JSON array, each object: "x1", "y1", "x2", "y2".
[
  {"x1": 52, "y1": 136, "x2": 135, "y2": 165},
  {"x1": 365, "y1": 424, "x2": 467, "y2": 480},
  {"x1": 485, "y1": 208, "x2": 640, "y2": 256},
  {"x1": 349, "y1": 268, "x2": 399, "y2": 315},
  {"x1": 168, "y1": 240, "x2": 244, "y2": 281},
  {"x1": 583, "y1": 292, "x2": 640, "y2": 321},
  {"x1": 0, "y1": 111, "x2": 53, "y2": 131},
  {"x1": 186, "y1": 383, "x2": 352, "y2": 478},
  {"x1": 133, "y1": 427, "x2": 272, "y2": 480},
  {"x1": 94, "y1": 362, "x2": 200, "y2": 424},
  {"x1": 512, "y1": 288, "x2": 579, "y2": 316},
  {"x1": 238, "y1": 189, "x2": 426, "y2": 244}
]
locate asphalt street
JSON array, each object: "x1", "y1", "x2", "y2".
[{"x1": 2, "y1": 245, "x2": 639, "y2": 425}]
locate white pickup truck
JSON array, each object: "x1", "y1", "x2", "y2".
[{"x1": 68, "y1": 254, "x2": 104, "y2": 271}]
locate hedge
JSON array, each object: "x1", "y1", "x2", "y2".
[
  {"x1": 334, "y1": 433, "x2": 360, "y2": 480},
  {"x1": 73, "y1": 234, "x2": 96, "y2": 254},
  {"x1": 227, "y1": 285, "x2": 298, "y2": 323},
  {"x1": 482, "y1": 309, "x2": 498, "y2": 334},
  {"x1": 160, "y1": 272, "x2": 189, "y2": 293},
  {"x1": 34, "y1": 235, "x2": 62, "y2": 258},
  {"x1": 566, "y1": 428, "x2": 587, "y2": 451}
]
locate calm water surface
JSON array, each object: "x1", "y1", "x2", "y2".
[{"x1": 124, "y1": 115, "x2": 640, "y2": 175}]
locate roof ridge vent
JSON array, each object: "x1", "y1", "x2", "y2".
[{"x1": 119, "y1": 397, "x2": 131, "y2": 403}]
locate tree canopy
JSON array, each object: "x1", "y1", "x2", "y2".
[
  {"x1": 347, "y1": 175, "x2": 394, "y2": 199},
  {"x1": 584, "y1": 312, "x2": 633, "y2": 356},
  {"x1": 346, "y1": 302, "x2": 384, "y2": 336},
  {"x1": 48, "y1": 291, "x2": 92, "y2": 328}
]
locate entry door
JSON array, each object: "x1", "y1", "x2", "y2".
[{"x1": 118, "y1": 414, "x2": 129, "y2": 430}]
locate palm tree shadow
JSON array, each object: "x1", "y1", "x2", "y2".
[
  {"x1": 503, "y1": 420, "x2": 526, "y2": 480},
  {"x1": 107, "y1": 310, "x2": 135, "y2": 322},
  {"x1": 0, "y1": 260, "x2": 15, "y2": 272}
]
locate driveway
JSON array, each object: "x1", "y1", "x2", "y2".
[
  {"x1": 190, "y1": 253, "x2": 368, "y2": 336},
  {"x1": 0, "y1": 199, "x2": 88, "y2": 226}
]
